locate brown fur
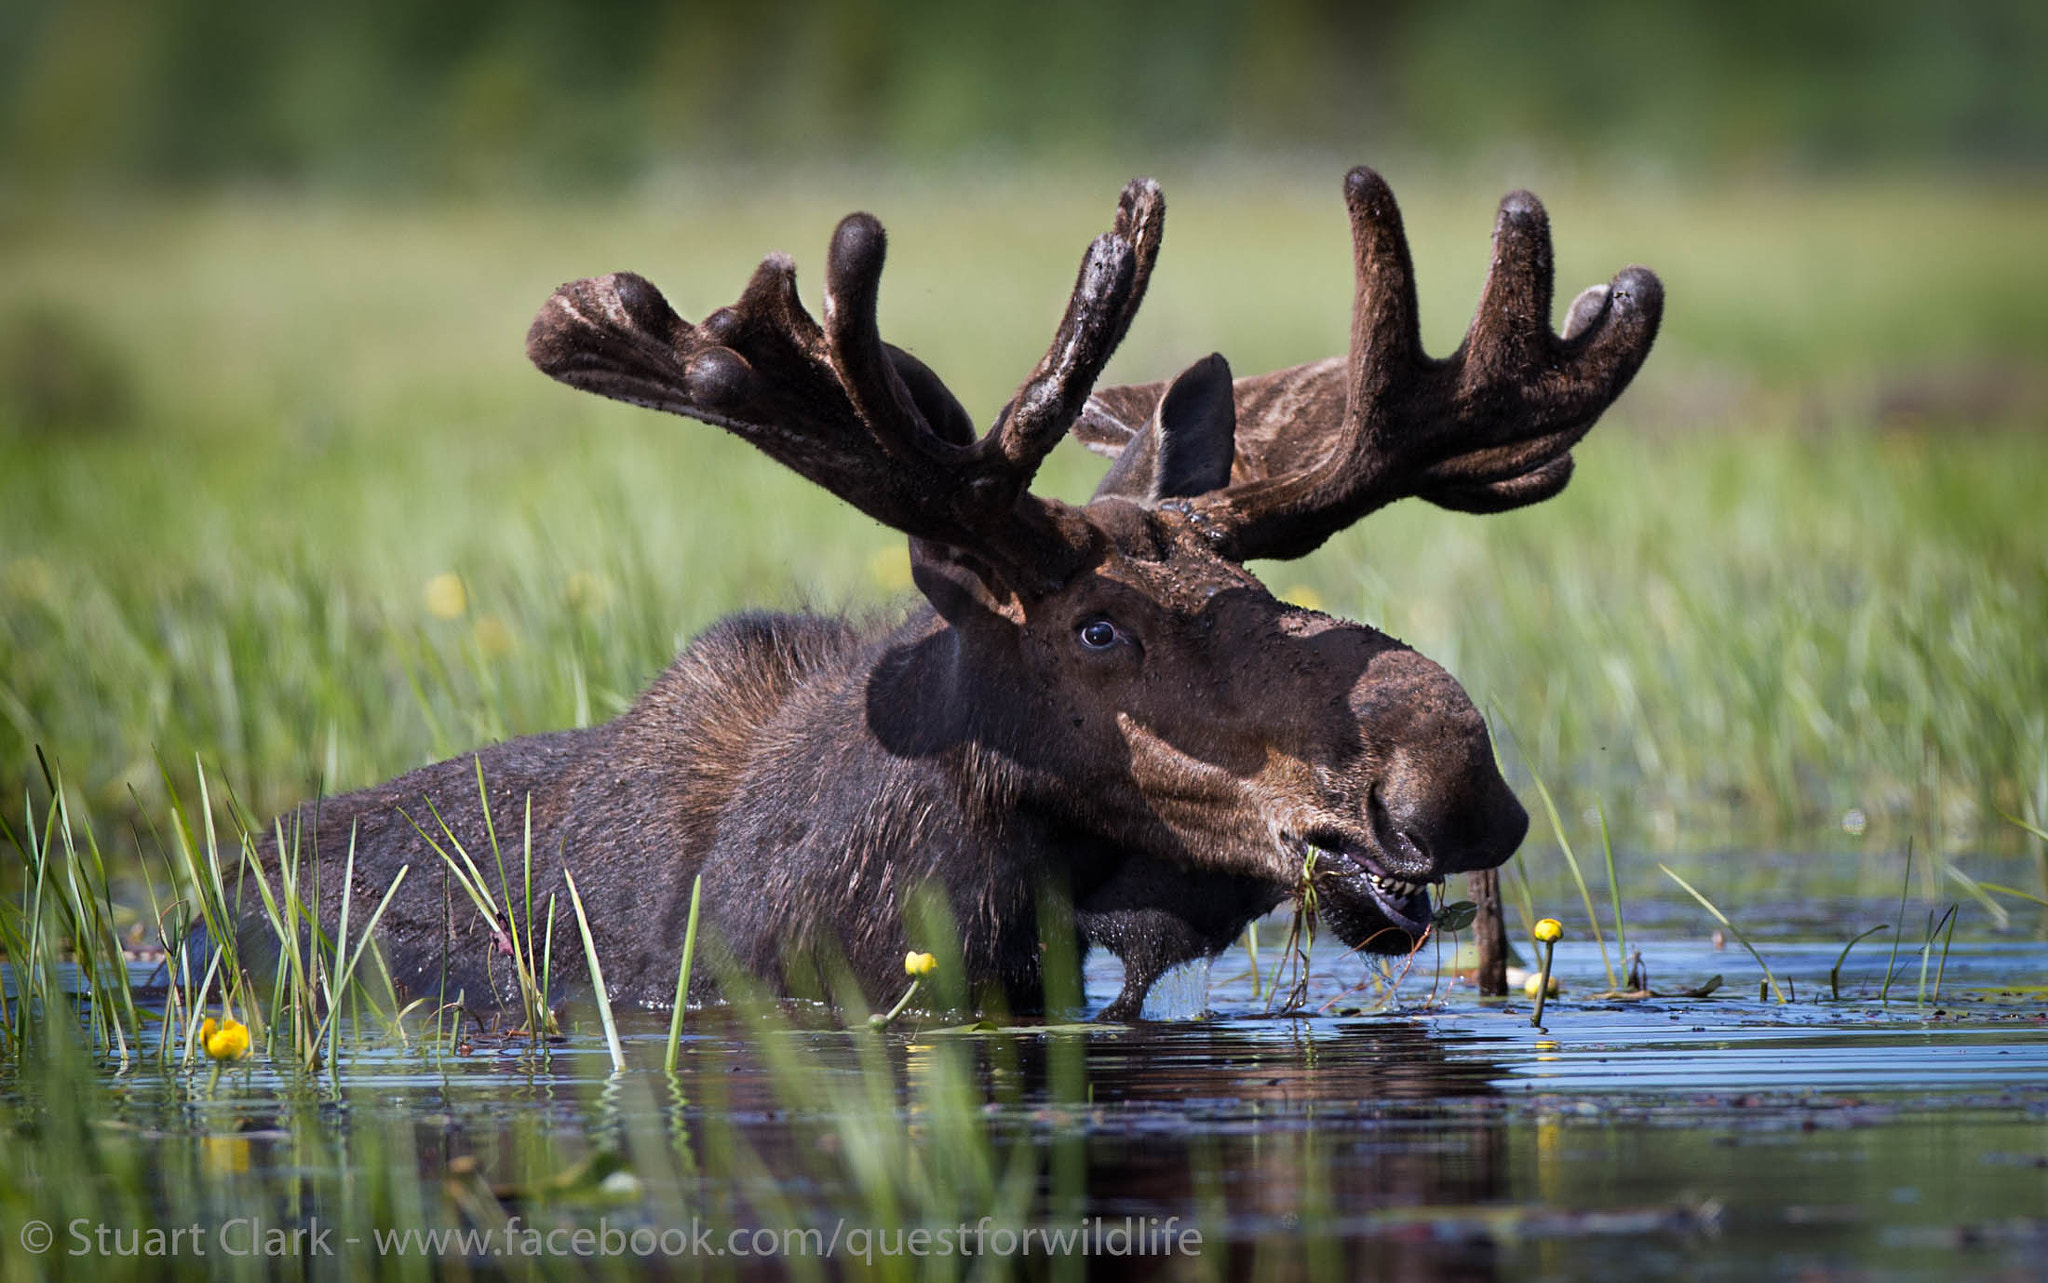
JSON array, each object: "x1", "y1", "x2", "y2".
[{"x1": 247, "y1": 168, "x2": 1660, "y2": 1021}]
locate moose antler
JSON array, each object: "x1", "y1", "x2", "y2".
[
  {"x1": 1082, "y1": 167, "x2": 1662, "y2": 561},
  {"x1": 526, "y1": 180, "x2": 1166, "y2": 590}
]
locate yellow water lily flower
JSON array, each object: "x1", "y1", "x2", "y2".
[
  {"x1": 201, "y1": 1015, "x2": 251, "y2": 1062},
  {"x1": 903, "y1": 951, "x2": 937, "y2": 977},
  {"x1": 1528, "y1": 918, "x2": 1563, "y2": 1026},
  {"x1": 1523, "y1": 971, "x2": 1562, "y2": 998}
]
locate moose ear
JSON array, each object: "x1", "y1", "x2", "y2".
[
  {"x1": 1090, "y1": 353, "x2": 1237, "y2": 504},
  {"x1": 908, "y1": 537, "x2": 1025, "y2": 630}
]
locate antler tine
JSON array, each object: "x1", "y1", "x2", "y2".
[
  {"x1": 1186, "y1": 166, "x2": 1662, "y2": 562},
  {"x1": 1542, "y1": 263, "x2": 1663, "y2": 415},
  {"x1": 819, "y1": 213, "x2": 945, "y2": 458},
  {"x1": 1464, "y1": 191, "x2": 1555, "y2": 365},
  {"x1": 1421, "y1": 453, "x2": 1576, "y2": 514},
  {"x1": 1417, "y1": 251, "x2": 1662, "y2": 514},
  {"x1": 529, "y1": 182, "x2": 1167, "y2": 592},
  {"x1": 1105, "y1": 178, "x2": 1165, "y2": 353},
  {"x1": 527, "y1": 229, "x2": 995, "y2": 554},
  {"x1": 979, "y1": 231, "x2": 1138, "y2": 486},
  {"x1": 1343, "y1": 167, "x2": 1425, "y2": 399}
]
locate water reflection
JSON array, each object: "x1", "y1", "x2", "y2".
[
  {"x1": 39, "y1": 938, "x2": 2048, "y2": 1281},
  {"x1": 1073, "y1": 1021, "x2": 1508, "y2": 1280},
  {"x1": 626, "y1": 1015, "x2": 1515, "y2": 1280}
]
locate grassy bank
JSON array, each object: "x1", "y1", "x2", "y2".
[{"x1": 2, "y1": 170, "x2": 2045, "y2": 892}]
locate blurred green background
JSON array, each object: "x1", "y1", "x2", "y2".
[
  {"x1": 2, "y1": 1, "x2": 2044, "y2": 902},
  {"x1": 5, "y1": 0, "x2": 2045, "y2": 187}
]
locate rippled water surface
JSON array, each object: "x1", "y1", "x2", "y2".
[{"x1": 7, "y1": 924, "x2": 2047, "y2": 1281}]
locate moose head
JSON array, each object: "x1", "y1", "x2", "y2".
[{"x1": 521, "y1": 167, "x2": 1660, "y2": 1016}]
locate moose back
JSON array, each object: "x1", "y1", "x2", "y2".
[{"x1": 246, "y1": 168, "x2": 1661, "y2": 1021}]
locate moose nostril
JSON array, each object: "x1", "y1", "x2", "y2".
[
  {"x1": 1402, "y1": 826, "x2": 1432, "y2": 866},
  {"x1": 1366, "y1": 785, "x2": 1434, "y2": 877},
  {"x1": 1367, "y1": 783, "x2": 1393, "y2": 844}
]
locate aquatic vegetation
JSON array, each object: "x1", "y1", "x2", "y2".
[
  {"x1": 1526, "y1": 764, "x2": 1616, "y2": 990},
  {"x1": 406, "y1": 758, "x2": 558, "y2": 1041},
  {"x1": 869, "y1": 951, "x2": 940, "y2": 1029},
  {"x1": 3, "y1": 178, "x2": 2045, "y2": 1279},
  {"x1": 1529, "y1": 918, "x2": 1563, "y2": 1026},
  {"x1": 662, "y1": 873, "x2": 703, "y2": 1073},
  {"x1": 1, "y1": 756, "x2": 144, "y2": 1061},
  {"x1": 197, "y1": 1015, "x2": 249, "y2": 1062},
  {"x1": 563, "y1": 866, "x2": 624, "y2": 1073},
  {"x1": 1916, "y1": 904, "x2": 1959, "y2": 1008},
  {"x1": 1657, "y1": 864, "x2": 1787, "y2": 1003},
  {"x1": 1829, "y1": 924, "x2": 1892, "y2": 999},
  {"x1": 5, "y1": 759, "x2": 2048, "y2": 1280}
]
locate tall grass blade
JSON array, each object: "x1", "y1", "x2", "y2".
[
  {"x1": 541, "y1": 892, "x2": 557, "y2": 1016},
  {"x1": 1916, "y1": 904, "x2": 1957, "y2": 1009},
  {"x1": 1998, "y1": 805, "x2": 2048, "y2": 923},
  {"x1": 1658, "y1": 864, "x2": 1785, "y2": 1003},
  {"x1": 1978, "y1": 882, "x2": 2048, "y2": 909},
  {"x1": 1941, "y1": 862, "x2": 2007, "y2": 930},
  {"x1": 1529, "y1": 767, "x2": 1615, "y2": 989},
  {"x1": 1597, "y1": 803, "x2": 1627, "y2": 965},
  {"x1": 664, "y1": 873, "x2": 704, "y2": 1074},
  {"x1": 1880, "y1": 839, "x2": 1913, "y2": 1004},
  {"x1": 403, "y1": 787, "x2": 554, "y2": 1036},
  {"x1": 1829, "y1": 925, "x2": 1890, "y2": 999},
  {"x1": 49, "y1": 762, "x2": 139, "y2": 1058},
  {"x1": 1997, "y1": 808, "x2": 2048, "y2": 844},
  {"x1": 563, "y1": 867, "x2": 625, "y2": 1073},
  {"x1": 1932, "y1": 905, "x2": 1958, "y2": 1005},
  {"x1": 325, "y1": 822, "x2": 358, "y2": 1022},
  {"x1": 310, "y1": 865, "x2": 410, "y2": 1068}
]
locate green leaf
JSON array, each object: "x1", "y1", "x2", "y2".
[{"x1": 1432, "y1": 900, "x2": 1479, "y2": 932}]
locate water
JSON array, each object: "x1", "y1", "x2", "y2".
[{"x1": 4, "y1": 921, "x2": 2045, "y2": 1281}]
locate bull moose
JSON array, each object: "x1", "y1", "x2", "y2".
[{"x1": 252, "y1": 167, "x2": 1660, "y2": 1021}]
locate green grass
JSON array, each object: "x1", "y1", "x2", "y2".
[
  {"x1": 3, "y1": 164, "x2": 2044, "y2": 1283},
  {"x1": 0, "y1": 766, "x2": 1143, "y2": 1283},
  {"x1": 1, "y1": 171, "x2": 2045, "y2": 900}
]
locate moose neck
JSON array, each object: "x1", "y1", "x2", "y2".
[{"x1": 698, "y1": 602, "x2": 1086, "y2": 1010}]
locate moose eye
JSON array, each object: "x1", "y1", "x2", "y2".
[{"x1": 1077, "y1": 618, "x2": 1120, "y2": 650}]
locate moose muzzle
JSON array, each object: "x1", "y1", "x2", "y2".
[{"x1": 1306, "y1": 645, "x2": 1529, "y2": 952}]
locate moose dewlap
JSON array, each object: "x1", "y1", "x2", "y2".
[{"x1": 244, "y1": 168, "x2": 1660, "y2": 1022}]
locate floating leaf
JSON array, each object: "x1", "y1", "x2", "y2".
[{"x1": 1432, "y1": 900, "x2": 1479, "y2": 933}]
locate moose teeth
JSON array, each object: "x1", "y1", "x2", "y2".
[{"x1": 1368, "y1": 873, "x2": 1423, "y2": 898}]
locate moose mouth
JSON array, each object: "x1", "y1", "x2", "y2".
[{"x1": 1285, "y1": 829, "x2": 1437, "y2": 951}]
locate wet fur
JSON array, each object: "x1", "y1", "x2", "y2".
[{"x1": 251, "y1": 605, "x2": 1273, "y2": 1020}]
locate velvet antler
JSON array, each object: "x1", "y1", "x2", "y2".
[
  {"x1": 527, "y1": 180, "x2": 1167, "y2": 591},
  {"x1": 1080, "y1": 167, "x2": 1662, "y2": 560}
]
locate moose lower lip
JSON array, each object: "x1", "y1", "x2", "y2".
[
  {"x1": 1361, "y1": 876, "x2": 1433, "y2": 933},
  {"x1": 1298, "y1": 837, "x2": 1434, "y2": 934}
]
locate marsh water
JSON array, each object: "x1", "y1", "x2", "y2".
[{"x1": 7, "y1": 903, "x2": 2047, "y2": 1282}]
